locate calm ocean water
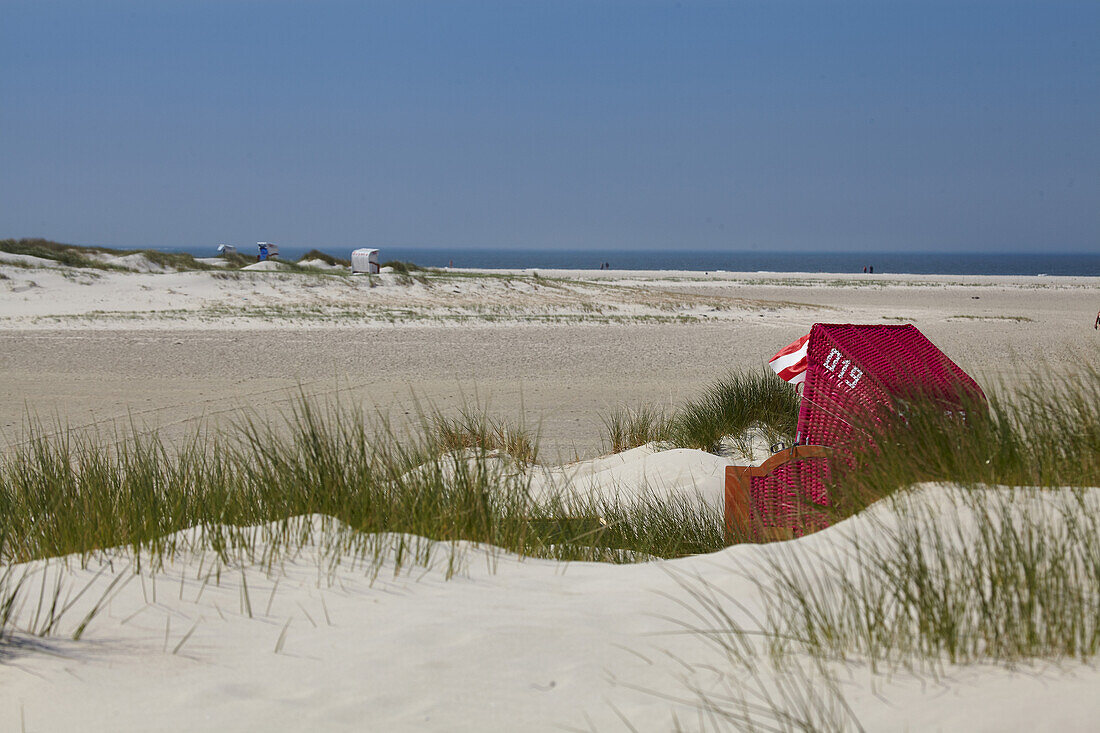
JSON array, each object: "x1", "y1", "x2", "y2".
[{"x1": 173, "y1": 246, "x2": 1100, "y2": 277}]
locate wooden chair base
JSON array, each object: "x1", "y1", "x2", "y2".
[{"x1": 724, "y1": 445, "x2": 833, "y2": 540}]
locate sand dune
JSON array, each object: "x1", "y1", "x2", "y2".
[{"x1": 2, "y1": 484, "x2": 1098, "y2": 731}]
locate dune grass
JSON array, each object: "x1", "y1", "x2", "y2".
[
  {"x1": 0, "y1": 237, "x2": 352, "y2": 274},
  {"x1": 0, "y1": 562, "x2": 20, "y2": 645},
  {"x1": 0, "y1": 238, "x2": 216, "y2": 272},
  {"x1": 601, "y1": 405, "x2": 671, "y2": 453},
  {"x1": 0, "y1": 397, "x2": 725, "y2": 574},
  {"x1": 656, "y1": 571, "x2": 863, "y2": 732},
  {"x1": 427, "y1": 406, "x2": 541, "y2": 465},
  {"x1": 668, "y1": 369, "x2": 799, "y2": 453},
  {"x1": 600, "y1": 369, "x2": 799, "y2": 455},
  {"x1": 0, "y1": 238, "x2": 124, "y2": 270},
  {"x1": 757, "y1": 485, "x2": 1100, "y2": 669}
]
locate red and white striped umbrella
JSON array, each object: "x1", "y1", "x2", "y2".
[{"x1": 769, "y1": 332, "x2": 810, "y2": 384}]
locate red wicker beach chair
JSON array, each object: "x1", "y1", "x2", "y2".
[{"x1": 725, "y1": 324, "x2": 984, "y2": 540}]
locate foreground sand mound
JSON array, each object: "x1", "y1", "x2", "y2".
[{"x1": 3, "y1": 485, "x2": 1099, "y2": 731}]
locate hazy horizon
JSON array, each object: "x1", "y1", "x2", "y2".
[{"x1": 3, "y1": 1, "x2": 1098, "y2": 254}]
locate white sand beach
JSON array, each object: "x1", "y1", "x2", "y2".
[
  {"x1": 3, "y1": 258, "x2": 1100, "y2": 731},
  {"x1": 3, "y1": 484, "x2": 1099, "y2": 731},
  {"x1": 3, "y1": 261, "x2": 1097, "y2": 456}
]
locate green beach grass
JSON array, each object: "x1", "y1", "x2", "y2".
[
  {"x1": 600, "y1": 369, "x2": 800, "y2": 455},
  {"x1": 0, "y1": 396, "x2": 725, "y2": 570}
]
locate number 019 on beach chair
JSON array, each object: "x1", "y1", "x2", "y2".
[{"x1": 725, "y1": 324, "x2": 985, "y2": 541}]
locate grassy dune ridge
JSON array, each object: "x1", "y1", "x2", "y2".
[
  {"x1": 0, "y1": 397, "x2": 726, "y2": 569},
  {"x1": 1, "y1": 371, "x2": 798, "y2": 568},
  {"x1": 0, "y1": 237, "x2": 347, "y2": 273}
]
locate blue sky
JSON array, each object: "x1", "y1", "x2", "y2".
[{"x1": 2, "y1": 0, "x2": 1097, "y2": 252}]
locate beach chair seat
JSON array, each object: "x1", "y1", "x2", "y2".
[{"x1": 725, "y1": 445, "x2": 833, "y2": 540}]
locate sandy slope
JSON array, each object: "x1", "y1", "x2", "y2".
[{"x1": 2, "y1": 484, "x2": 1098, "y2": 732}]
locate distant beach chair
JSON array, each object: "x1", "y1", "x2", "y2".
[
  {"x1": 725, "y1": 324, "x2": 985, "y2": 541},
  {"x1": 351, "y1": 248, "x2": 381, "y2": 274}
]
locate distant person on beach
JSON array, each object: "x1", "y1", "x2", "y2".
[
  {"x1": 1095, "y1": 309, "x2": 1100, "y2": 329},
  {"x1": 863, "y1": 266, "x2": 867, "y2": 273},
  {"x1": 869, "y1": 265, "x2": 874, "y2": 274}
]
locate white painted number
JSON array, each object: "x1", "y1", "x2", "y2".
[{"x1": 822, "y1": 349, "x2": 863, "y2": 390}]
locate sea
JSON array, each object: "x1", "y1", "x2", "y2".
[{"x1": 171, "y1": 246, "x2": 1100, "y2": 277}]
